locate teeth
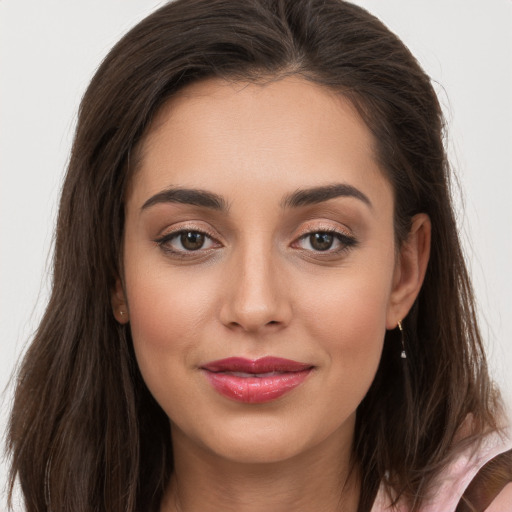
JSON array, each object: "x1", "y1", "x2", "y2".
[{"x1": 229, "y1": 371, "x2": 281, "y2": 378}]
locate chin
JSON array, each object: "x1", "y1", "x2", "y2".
[
  {"x1": 179, "y1": 410, "x2": 349, "y2": 466},
  {"x1": 210, "y1": 433, "x2": 311, "y2": 465}
]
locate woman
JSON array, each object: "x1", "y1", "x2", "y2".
[{"x1": 6, "y1": 0, "x2": 511, "y2": 511}]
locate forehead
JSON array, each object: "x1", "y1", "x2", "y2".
[{"x1": 127, "y1": 76, "x2": 391, "y2": 212}]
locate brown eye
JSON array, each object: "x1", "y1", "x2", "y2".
[
  {"x1": 294, "y1": 229, "x2": 358, "y2": 254},
  {"x1": 156, "y1": 229, "x2": 218, "y2": 254},
  {"x1": 180, "y1": 231, "x2": 206, "y2": 251},
  {"x1": 309, "y1": 232, "x2": 334, "y2": 251}
]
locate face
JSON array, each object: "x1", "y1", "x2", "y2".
[{"x1": 115, "y1": 77, "x2": 426, "y2": 465}]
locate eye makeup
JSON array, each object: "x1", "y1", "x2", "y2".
[
  {"x1": 153, "y1": 222, "x2": 223, "y2": 259},
  {"x1": 153, "y1": 221, "x2": 358, "y2": 264}
]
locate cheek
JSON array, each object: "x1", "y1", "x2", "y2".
[
  {"x1": 126, "y1": 254, "x2": 213, "y2": 338},
  {"x1": 296, "y1": 259, "x2": 394, "y2": 398},
  {"x1": 323, "y1": 284, "x2": 388, "y2": 364},
  {"x1": 123, "y1": 259, "x2": 218, "y2": 390},
  {"x1": 299, "y1": 259, "x2": 393, "y2": 342}
]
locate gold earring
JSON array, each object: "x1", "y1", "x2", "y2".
[{"x1": 398, "y1": 321, "x2": 406, "y2": 359}]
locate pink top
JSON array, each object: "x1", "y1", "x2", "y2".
[{"x1": 370, "y1": 429, "x2": 512, "y2": 512}]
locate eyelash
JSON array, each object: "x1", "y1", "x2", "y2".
[
  {"x1": 293, "y1": 228, "x2": 358, "y2": 255},
  {"x1": 154, "y1": 226, "x2": 358, "y2": 257},
  {"x1": 154, "y1": 227, "x2": 220, "y2": 257}
]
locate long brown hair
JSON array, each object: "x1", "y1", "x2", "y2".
[{"x1": 7, "y1": 1, "x2": 502, "y2": 511}]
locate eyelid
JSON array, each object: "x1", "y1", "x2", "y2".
[
  {"x1": 153, "y1": 220, "x2": 357, "y2": 257},
  {"x1": 292, "y1": 220, "x2": 354, "y2": 240},
  {"x1": 290, "y1": 221, "x2": 358, "y2": 254},
  {"x1": 153, "y1": 222, "x2": 223, "y2": 254}
]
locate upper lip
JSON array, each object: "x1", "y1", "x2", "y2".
[{"x1": 201, "y1": 356, "x2": 313, "y2": 373}]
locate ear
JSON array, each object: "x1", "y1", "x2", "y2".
[
  {"x1": 386, "y1": 213, "x2": 431, "y2": 329},
  {"x1": 111, "y1": 277, "x2": 130, "y2": 324}
]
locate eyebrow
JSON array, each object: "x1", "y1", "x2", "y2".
[
  {"x1": 282, "y1": 183, "x2": 372, "y2": 209},
  {"x1": 141, "y1": 182, "x2": 372, "y2": 213},
  {"x1": 141, "y1": 187, "x2": 229, "y2": 212}
]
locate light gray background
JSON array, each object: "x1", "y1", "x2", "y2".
[{"x1": 1, "y1": 1, "x2": 511, "y2": 509}]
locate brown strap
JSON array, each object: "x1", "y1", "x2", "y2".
[{"x1": 455, "y1": 448, "x2": 512, "y2": 512}]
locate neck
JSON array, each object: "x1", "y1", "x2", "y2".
[{"x1": 161, "y1": 425, "x2": 360, "y2": 512}]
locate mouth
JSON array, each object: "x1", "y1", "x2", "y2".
[{"x1": 200, "y1": 357, "x2": 314, "y2": 404}]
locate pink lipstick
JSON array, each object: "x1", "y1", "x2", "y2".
[{"x1": 201, "y1": 357, "x2": 313, "y2": 404}]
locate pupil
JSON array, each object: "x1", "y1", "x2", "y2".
[
  {"x1": 181, "y1": 232, "x2": 205, "y2": 250},
  {"x1": 310, "y1": 232, "x2": 333, "y2": 251}
]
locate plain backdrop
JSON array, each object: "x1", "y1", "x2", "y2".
[{"x1": 1, "y1": 1, "x2": 511, "y2": 509}]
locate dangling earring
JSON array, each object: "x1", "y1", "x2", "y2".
[{"x1": 398, "y1": 321, "x2": 407, "y2": 359}]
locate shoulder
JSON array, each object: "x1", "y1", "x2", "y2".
[
  {"x1": 418, "y1": 429, "x2": 512, "y2": 512},
  {"x1": 458, "y1": 446, "x2": 512, "y2": 512},
  {"x1": 370, "y1": 427, "x2": 512, "y2": 512},
  {"x1": 485, "y1": 482, "x2": 512, "y2": 512}
]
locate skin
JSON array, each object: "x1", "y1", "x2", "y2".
[
  {"x1": 112, "y1": 77, "x2": 431, "y2": 512},
  {"x1": 487, "y1": 484, "x2": 512, "y2": 511}
]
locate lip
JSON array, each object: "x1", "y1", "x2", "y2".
[{"x1": 201, "y1": 357, "x2": 314, "y2": 404}]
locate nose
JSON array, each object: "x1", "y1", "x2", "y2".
[{"x1": 219, "y1": 245, "x2": 292, "y2": 333}]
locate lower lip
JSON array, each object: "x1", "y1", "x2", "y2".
[{"x1": 203, "y1": 369, "x2": 312, "y2": 403}]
